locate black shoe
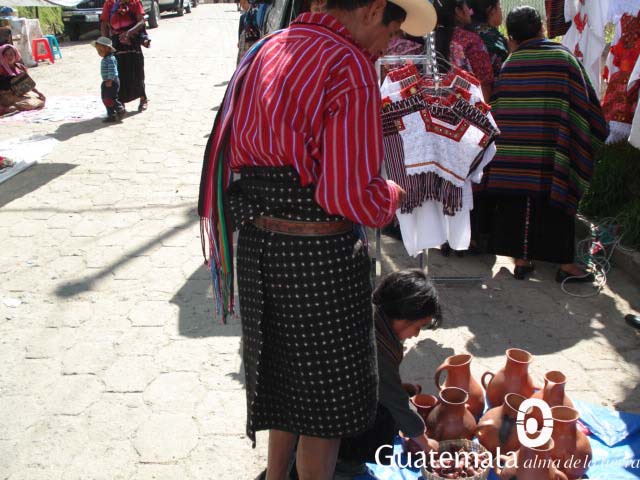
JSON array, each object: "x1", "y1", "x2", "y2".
[
  {"x1": 625, "y1": 314, "x2": 640, "y2": 329},
  {"x1": 102, "y1": 115, "x2": 119, "y2": 123},
  {"x1": 513, "y1": 263, "x2": 534, "y2": 280},
  {"x1": 254, "y1": 469, "x2": 266, "y2": 480},
  {"x1": 440, "y1": 242, "x2": 452, "y2": 257},
  {"x1": 555, "y1": 268, "x2": 595, "y2": 284}
]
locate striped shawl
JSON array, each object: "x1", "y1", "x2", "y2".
[{"x1": 482, "y1": 39, "x2": 608, "y2": 215}]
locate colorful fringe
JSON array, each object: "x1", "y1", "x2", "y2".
[{"x1": 198, "y1": 32, "x2": 281, "y2": 323}]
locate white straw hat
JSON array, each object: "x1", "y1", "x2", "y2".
[
  {"x1": 388, "y1": 0, "x2": 437, "y2": 37},
  {"x1": 92, "y1": 36, "x2": 116, "y2": 52}
]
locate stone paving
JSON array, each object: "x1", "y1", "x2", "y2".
[{"x1": 0, "y1": 5, "x2": 639, "y2": 479}]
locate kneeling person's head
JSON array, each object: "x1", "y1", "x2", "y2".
[{"x1": 373, "y1": 269, "x2": 442, "y2": 340}]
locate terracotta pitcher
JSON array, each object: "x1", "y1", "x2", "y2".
[
  {"x1": 434, "y1": 353, "x2": 485, "y2": 417},
  {"x1": 550, "y1": 406, "x2": 592, "y2": 479},
  {"x1": 476, "y1": 393, "x2": 526, "y2": 455},
  {"x1": 410, "y1": 393, "x2": 439, "y2": 424},
  {"x1": 532, "y1": 371, "x2": 574, "y2": 409},
  {"x1": 496, "y1": 439, "x2": 568, "y2": 480},
  {"x1": 482, "y1": 348, "x2": 537, "y2": 408},
  {"x1": 426, "y1": 387, "x2": 477, "y2": 441}
]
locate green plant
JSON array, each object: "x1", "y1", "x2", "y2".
[
  {"x1": 16, "y1": 7, "x2": 64, "y2": 36},
  {"x1": 580, "y1": 142, "x2": 640, "y2": 249}
]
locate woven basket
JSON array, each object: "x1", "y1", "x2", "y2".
[{"x1": 421, "y1": 439, "x2": 491, "y2": 480}]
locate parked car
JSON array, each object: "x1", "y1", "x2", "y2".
[
  {"x1": 158, "y1": 0, "x2": 196, "y2": 17},
  {"x1": 62, "y1": 0, "x2": 160, "y2": 41}
]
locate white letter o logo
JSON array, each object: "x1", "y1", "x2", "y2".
[{"x1": 516, "y1": 398, "x2": 554, "y2": 448}]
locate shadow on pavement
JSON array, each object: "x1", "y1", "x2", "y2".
[
  {"x1": 51, "y1": 111, "x2": 142, "y2": 142},
  {"x1": 0, "y1": 163, "x2": 76, "y2": 209}
]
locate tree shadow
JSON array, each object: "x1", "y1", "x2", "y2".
[{"x1": 0, "y1": 163, "x2": 76, "y2": 209}]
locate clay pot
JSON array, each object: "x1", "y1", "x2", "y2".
[
  {"x1": 426, "y1": 387, "x2": 477, "y2": 441},
  {"x1": 434, "y1": 353, "x2": 485, "y2": 418},
  {"x1": 410, "y1": 393, "x2": 439, "y2": 424},
  {"x1": 496, "y1": 439, "x2": 568, "y2": 480},
  {"x1": 550, "y1": 406, "x2": 592, "y2": 479},
  {"x1": 475, "y1": 393, "x2": 526, "y2": 455},
  {"x1": 482, "y1": 348, "x2": 537, "y2": 408},
  {"x1": 532, "y1": 371, "x2": 574, "y2": 409}
]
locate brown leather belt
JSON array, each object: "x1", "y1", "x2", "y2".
[{"x1": 253, "y1": 216, "x2": 353, "y2": 236}]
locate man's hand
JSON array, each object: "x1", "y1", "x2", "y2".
[
  {"x1": 388, "y1": 180, "x2": 406, "y2": 204},
  {"x1": 412, "y1": 433, "x2": 439, "y2": 454}
]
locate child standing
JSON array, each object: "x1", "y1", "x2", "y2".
[{"x1": 93, "y1": 36, "x2": 124, "y2": 123}]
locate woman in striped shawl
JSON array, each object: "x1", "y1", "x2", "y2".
[{"x1": 477, "y1": 6, "x2": 608, "y2": 282}]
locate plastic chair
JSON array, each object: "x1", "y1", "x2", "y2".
[
  {"x1": 44, "y1": 34, "x2": 62, "y2": 59},
  {"x1": 31, "y1": 38, "x2": 54, "y2": 64}
]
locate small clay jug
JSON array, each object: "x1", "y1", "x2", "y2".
[
  {"x1": 532, "y1": 371, "x2": 574, "y2": 409},
  {"x1": 434, "y1": 353, "x2": 485, "y2": 417},
  {"x1": 410, "y1": 393, "x2": 439, "y2": 424},
  {"x1": 496, "y1": 439, "x2": 568, "y2": 480},
  {"x1": 550, "y1": 406, "x2": 592, "y2": 480},
  {"x1": 482, "y1": 348, "x2": 537, "y2": 408},
  {"x1": 476, "y1": 393, "x2": 526, "y2": 455},
  {"x1": 426, "y1": 387, "x2": 477, "y2": 441}
]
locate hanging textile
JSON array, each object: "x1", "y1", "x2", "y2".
[
  {"x1": 379, "y1": 63, "x2": 498, "y2": 254},
  {"x1": 629, "y1": 56, "x2": 640, "y2": 149},
  {"x1": 562, "y1": 0, "x2": 609, "y2": 97},
  {"x1": 602, "y1": 10, "x2": 640, "y2": 144},
  {"x1": 545, "y1": 0, "x2": 571, "y2": 38}
]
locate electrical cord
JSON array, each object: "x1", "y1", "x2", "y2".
[{"x1": 560, "y1": 218, "x2": 623, "y2": 298}]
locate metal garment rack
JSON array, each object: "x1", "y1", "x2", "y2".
[{"x1": 372, "y1": 35, "x2": 482, "y2": 285}]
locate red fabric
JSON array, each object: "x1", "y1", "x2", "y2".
[
  {"x1": 451, "y1": 27, "x2": 494, "y2": 86},
  {"x1": 100, "y1": 0, "x2": 144, "y2": 32},
  {"x1": 545, "y1": 0, "x2": 571, "y2": 38},
  {"x1": 228, "y1": 13, "x2": 399, "y2": 228}
]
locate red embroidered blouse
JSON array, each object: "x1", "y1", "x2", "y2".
[
  {"x1": 451, "y1": 27, "x2": 494, "y2": 86},
  {"x1": 228, "y1": 13, "x2": 399, "y2": 228},
  {"x1": 100, "y1": 0, "x2": 144, "y2": 33}
]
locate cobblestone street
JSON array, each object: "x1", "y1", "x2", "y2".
[{"x1": 0, "y1": 5, "x2": 639, "y2": 479}]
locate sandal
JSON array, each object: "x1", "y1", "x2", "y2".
[{"x1": 138, "y1": 98, "x2": 148, "y2": 112}]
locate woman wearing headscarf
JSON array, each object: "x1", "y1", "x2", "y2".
[
  {"x1": 100, "y1": 0, "x2": 149, "y2": 112},
  {"x1": 0, "y1": 44, "x2": 45, "y2": 115}
]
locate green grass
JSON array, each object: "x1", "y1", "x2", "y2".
[
  {"x1": 16, "y1": 7, "x2": 64, "y2": 36},
  {"x1": 580, "y1": 142, "x2": 640, "y2": 249}
]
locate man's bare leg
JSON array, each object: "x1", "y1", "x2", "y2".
[{"x1": 296, "y1": 435, "x2": 340, "y2": 480}]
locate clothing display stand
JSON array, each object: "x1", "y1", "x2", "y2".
[{"x1": 373, "y1": 33, "x2": 483, "y2": 285}]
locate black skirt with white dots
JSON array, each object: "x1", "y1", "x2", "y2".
[{"x1": 228, "y1": 167, "x2": 378, "y2": 445}]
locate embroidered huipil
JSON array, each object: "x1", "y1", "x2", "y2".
[{"x1": 228, "y1": 13, "x2": 399, "y2": 228}]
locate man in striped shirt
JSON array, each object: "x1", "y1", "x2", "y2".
[{"x1": 200, "y1": 0, "x2": 435, "y2": 478}]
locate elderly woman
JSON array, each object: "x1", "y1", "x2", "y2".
[
  {"x1": 0, "y1": 44, "x2": 45, "y2": 115},
  {"x1": 100, "y1": 0, "x2": 148, "y2": 112}
]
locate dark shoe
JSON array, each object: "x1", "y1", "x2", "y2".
[
  {"x1": 555, "y1": 268, "x2": 595, "y2": 284},
  {"x1": 455, "y1": 250, "x2": 465, "y2": 258},
  {"x1": 102, "y1": 115, "x2": 119, "y2": 123},
  {"x1": 440, "y1": 242, "x2": 452, "y2": 257},
  {"x1": 625, "y1": 314, "x2": 640, "y2": 329},
  {"x1": 254, "y1": 469, "x2": 266, "y2": 480},
  {"x1": 138, "y1": 98, "x2": 148, "y2": 112},
  {"x1": 513, "y1": 263, "x2": 534, "y2": 280}
]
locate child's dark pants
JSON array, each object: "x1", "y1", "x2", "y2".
[{"x1": 101, "y1": 78, "x2": 124, "y2": 116}]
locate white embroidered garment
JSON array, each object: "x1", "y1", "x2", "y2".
[
  {"x1": 562, "y1": 0, "x2": 609, "y2": 96},
  {"x1": 629, "y1": 56, "x2": 640, "y2": 149}
]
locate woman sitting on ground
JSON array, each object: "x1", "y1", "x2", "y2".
[{"x1": 0, "y1": 44, "x2": 45, "y2": 116}]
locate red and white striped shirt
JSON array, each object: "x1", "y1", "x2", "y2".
[{"x1": 229, "y1": 13, "x2": 399, "y2": 228}]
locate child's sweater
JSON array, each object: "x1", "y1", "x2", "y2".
[{"x1": 101, "y1": 54, "x2": 118, "y2": 81}]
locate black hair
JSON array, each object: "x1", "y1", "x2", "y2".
[
  {"x1": 372, "y1": 269, "x2": 442, "y2": 327},
  {"x1": 383, "y1": 1, "x2": 407, "y2": 26},
  {"x1": 434, "y1": 0, "x2": 465, "y2": 72},
  {"x1": 466, "y1": 0, "x2": 499, "y2": 23},
  {"x1": 506, "y1": 5, "x2": 542, "y2": 43}
]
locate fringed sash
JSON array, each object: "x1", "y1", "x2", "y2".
[{"x1": 198, "y1": 32, "x2": 281, "y2": 323}]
